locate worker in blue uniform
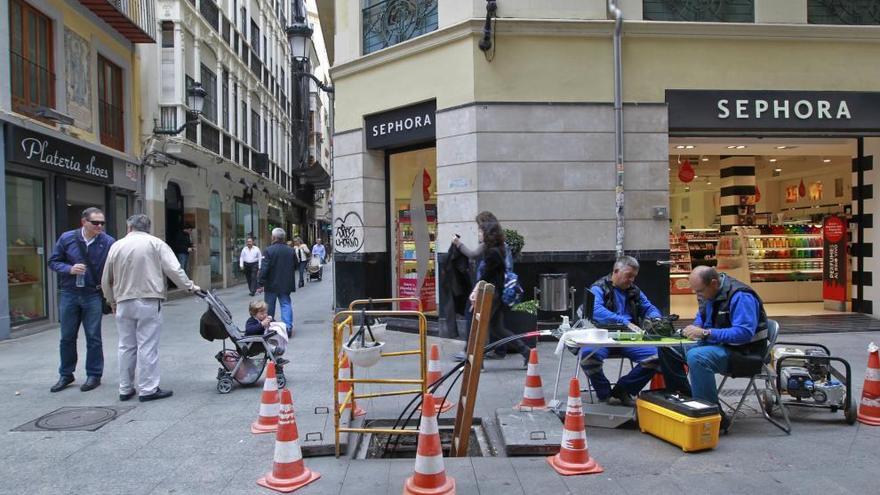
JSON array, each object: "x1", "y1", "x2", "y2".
[{"x1": 580, "y1": 256, "x2": 662, "y2": 406}]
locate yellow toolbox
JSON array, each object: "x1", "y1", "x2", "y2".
[{"x1": 636, "y1": 391, "x2": 721, "y2": 452}]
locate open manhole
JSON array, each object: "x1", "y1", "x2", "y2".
[
  {"x1": 12, "y1": 406, "x2": 133, "y2": 432},
  {"x1": 354, "y1": 418, "x2": 490, "y2": 459}
]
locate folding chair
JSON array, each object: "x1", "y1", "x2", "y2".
[{"x1": 716, "y1": 319, "x2": 791, "y2": 434}]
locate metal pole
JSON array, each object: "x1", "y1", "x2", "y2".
[
  {"x1": 329, "y1": 90, "x2": 337, "y2": 311},
  {"x1": 609, "y1": 0, "x2": 625, "y2": 257}
]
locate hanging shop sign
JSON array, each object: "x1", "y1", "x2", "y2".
[
  {"x1": 365, "y1": 100, "x2": 436, "y2": 149},
  {"x1": 666, "y1": 90, "x2": 880, "y2": 132},
  {"x1": 822, "y1": 215, "x2": 847, "y2": 304},
  {"x1": 5, "y1": 125, "x2": 114, "y2": 183}
]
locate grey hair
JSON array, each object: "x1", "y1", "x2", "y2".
[
  {"x1": 692, "y1": 266, "x2": 720, "y2": 286},
  {"x1": 81, "y1": 207, "x2": 104, "y2": 220},
  {"x1": 126, "y1": 214, "x2": 151, "y2": 232},
  {"x1": 613, "y1": 255, "x2": 640, "y2": 272},
  {"x1": 271, "y1": 227, "x2": 286, "y2": 241}
]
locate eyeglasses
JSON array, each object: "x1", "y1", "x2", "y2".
[{"x1": 88, "y1": 220, "x2": 106, "y2": 226}]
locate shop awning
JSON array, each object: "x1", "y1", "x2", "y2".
[{"x1": 295, "y1": 162, "x2": 331, "y2": 189}]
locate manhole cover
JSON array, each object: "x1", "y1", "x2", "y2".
[{"x1": 12, "y1": 406, "x2": 133, "y2": 432}]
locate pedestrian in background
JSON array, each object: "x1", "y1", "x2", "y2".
[
  {"x1": 293, "y1": 237, "x2": 310, "y2": 288},
  {"x1": 47, "y1": 207, "x2": 115, "y2": 393},
  {"x1": 259, "y1": 228, "x2": 297, "y2": 336},
  {"x1": 459, "y1": 211, "x2": 530, "y2": 367},
  {"x1": 311, "y1": 238, "x2": 326, "y2": 281},
  {"x1": 170, "y1": 224, "x2": 194, "y2": 274},
  {"x1": 239, "y1": 237, "x2": 261, "y2": 296},
  {"x1": 102, "y1": 214, "x2": 200, "y2": 402}
]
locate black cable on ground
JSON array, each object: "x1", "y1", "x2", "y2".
[{"x1": 381, "y1": 330, "x2": 542, "y2": 456}]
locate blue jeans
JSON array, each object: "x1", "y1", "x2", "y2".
[
  {"x1": 59, "y1": 291, "x2": 104, "y2": 378},
  {"x1": 264, "y1": 291, "x2": 293, "y2": 335},
  {"x1": 176, "y1": 252, "x2": 189, "y2": 273},
  {"x1": 686, "y1": 344, "x2": 731, "y2": 404},
  {"x1": 297, "y1": 263, "x2": 306, "y2": 286},
  {"x1": 579, "y1": 346, "x2": 659, "y2": 399}
]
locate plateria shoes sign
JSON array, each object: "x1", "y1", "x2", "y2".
[{"x1": 6, "y1": 125, "x2": 114, "y2": 183}]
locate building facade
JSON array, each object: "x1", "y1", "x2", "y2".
[
  {"x1": 138, "y1": 0, "x2": 331, "y2": 291},
  {"x1": 0, "y1": 0, "x2": 154, "y2": 338},
  {"x1": 327, "y1": 0, "x2": 880, "y2": 321}
]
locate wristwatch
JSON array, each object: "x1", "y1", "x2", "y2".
[{"x1": 701, "y1": 328, "x2": 711, "y2": 340}]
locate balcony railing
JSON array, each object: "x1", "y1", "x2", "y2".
[
  {"x1": 199, "y1": 0, "x2": 220, "y2": 32},
  {"x1": 808, "y1": 0, "x2": 880, "y2": 24},
  {"x1": 643, "y1": 0, "x2": 754, "y2": 22},
  {"x1": 78, "y1": 0, "x2": 156, "y2": 43},
  {"x1": 362, "y1": 0, "x2": 438, "y2": 55},
  {"x1": 201, "y1": 122, "x2": 221, "y2": 155}
]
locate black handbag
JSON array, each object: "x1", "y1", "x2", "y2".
[{"x1": 73, "y1": 237, "x2": 113, "y2": 315}]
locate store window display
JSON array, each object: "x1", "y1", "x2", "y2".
[{"x1": 6, "y1": 176, "x2": 48, "y2": 325}]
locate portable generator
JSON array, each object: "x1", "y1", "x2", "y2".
[{"x1": 773, "y1": 342, "x2": 855, "y2": 423}]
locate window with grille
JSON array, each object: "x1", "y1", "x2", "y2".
[
  {"x1": 9, "y1": 0, "x2": 55, "y2": 116},
  {"x1": 222, "y1": 68, "x2": 230, "y2": 131},
  {"x1": 200, "y1": 64, "x2": 217, "y2": 123},
  {"x1": 98, "y1": 55, "x2": 124, "y2": 151},
  {"x1": 251, "y1": 109, "x2": 261, "y2": 152}
]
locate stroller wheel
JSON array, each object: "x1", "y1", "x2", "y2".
[
  {"x1": 277, "y1": 373, "x2": 287, "y2": 389},
  {"x1": 217, "y1": 377, "x2": 234, "y2": 394}
]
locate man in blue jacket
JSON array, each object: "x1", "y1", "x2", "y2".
[
  {"x1": 581, "y1": 256, "x2": 661, "y2": 406},
  {"x1": 259, "y1": 228, "x2": 298, "y2": 336},
  {"x1": 658, "y1": 266, "x2": 769, "y2": 415},
  {"x1": 47, "y1": 207, "x2": 115, "y2": 392}
]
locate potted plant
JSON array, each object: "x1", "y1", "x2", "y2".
[
  {"x1": 504, "y1": 299, "x2": 539, "y2": 337},
  {"x1": 503, "y1": 228, "x2": 524, "y2": 260}
]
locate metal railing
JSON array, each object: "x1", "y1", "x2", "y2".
[
  {"x1": 362, "y1": 0, "x2": 438, "y2": 55},
  {"x1": 108, "y1": 0, "x2": 156, "y2": 41},
  {"x1": 201, "y1": 122, "x2": 221, "y2": 154}
]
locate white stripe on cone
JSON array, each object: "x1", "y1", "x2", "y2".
[
  {"x1": 259, "y1": 402, "x2": 280, "y2": 417},
  {"x1": 862, "y1": 396, "x2": 880, "y2": 408},
  {"x1": 866, "y1": 368, "x2": 880, "y2": 381},
  {"x1": 274, "y1": 439, "x2": 304, "y2": 464},
  {"x1": 561, "y1": 428, "x2": 587, "y2": 442},
  {"x1": 527, "y1": 363, "x2": 538, "y2": 375},
  {"x1": 414, "y1": 454, "x2": 445, "y2": 476},
  {"x1": 523, "y1": 387, "x2": 544, "y2": 399},
  {"x1": 264, "y1": 378, "x2": 277, "y2": 388},
  {"x1": 428, "y1": 361, "x2": 441, "y2": 372},
  {"x1": 567, "y1": 397, "x2": 583, "y2": 409},
  {"x1": 419, "y1": 418, "x2": 439, "y2": 436}
]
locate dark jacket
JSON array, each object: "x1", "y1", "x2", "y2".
[
  {"x1": 591, "y1": 275, "x2": 644, "y2": 322},
  {"x1": 259, "y1": 241, "x2": 298, "y2": 294},
  {"x1": 442, "y1": 243, "x2": 471, "y2": 315},
  {"x1": 170, "y1": 230, "x2": 193, "y2": 254},
  {"x1": 245, "y1": 317, "x2": 264, "y2": 336},
  {"x1": 48, "y1": 229, "x2": 115, "y2": 293},
  {"x1": 477, "y1": 245, "x2": 506, "y2": 297}
]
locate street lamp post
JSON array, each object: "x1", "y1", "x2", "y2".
[
  {"x1": 153, "y1": 82, "x2": 208, "y2": 135},
  {"x1": 287, "y1": 7, "x2": 336, "y2": 310}
]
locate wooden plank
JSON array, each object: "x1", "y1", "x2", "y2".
[{"x1": 450, "y1": 281, "x2": 494, "y2": 457}]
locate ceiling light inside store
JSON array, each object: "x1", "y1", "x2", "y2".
[
  {"x1": 774, "y1": 168, "x2": 783, "y2": 172},
  {"x1": 823, "y1": 159, "x2": 832, "y2": 163},
  {"x1": 726, "y1": 145, "x2": 737, "y2": 149},
  {"x1": 707, "y1": 181, "x2": 712, "y2": 185},
  {"x1": 685, "y1": 145, "x2": 695, "y2": 149},
  {"x1": 675, "y1": 145, "x2": 685, "y2": 149},
  {"x1": 769, "y1": 158, "x2": 777, "y2": 163},
  {"x1": 776, "y1": 145, "x2": 792, "y2": 150},
  {"x1": 702, "y1": 157, "x2": 709, "y2": 161},
  {"x1": 736, "y1": 145, "x2": 746, "y2": 149}
]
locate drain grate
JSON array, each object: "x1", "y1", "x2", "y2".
[
  {"x1": 12, "y1": 406, "x2": 133, "y2": 432},
  {"x1": 719, "y1": 389, "x2": 748, "y2": 397}
]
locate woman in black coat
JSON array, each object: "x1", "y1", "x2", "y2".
[{"x1": 461, "y1": 211, "x2": 530, "y2": 367}]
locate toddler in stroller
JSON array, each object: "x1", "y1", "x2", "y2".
[
  {"x1": 307, "y1": 253, "x2": 323, "y2": 281},
  {"x1": 198, "y1": 290, "x2": 288, "y2": 393}
]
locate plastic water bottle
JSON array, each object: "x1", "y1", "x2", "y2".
[
  {"x1": 75, "y1": 273, "x2": 86, "y2": 288},
  {"x1": 554, "y1": 316, "x2": 572, "y2": 355}
]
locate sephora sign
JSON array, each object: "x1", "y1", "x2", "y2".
[{"x1": 667, "y1": 90, "x2": 880, "y2": 132}]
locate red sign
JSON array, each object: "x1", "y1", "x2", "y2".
[
  {"x1": 822, "y1": 216, "x2": 847, "y2": 303},
  {"x1": 678, "y1": 159, "x2": 695, "y2": 183},
  {"x1": 399, "y1": 276, "x2": 436, "y2": 312}
]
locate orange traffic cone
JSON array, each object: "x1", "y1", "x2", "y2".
[
  {"x1": 252, "y1": 361, "x2": 280, "y2": 434},
  {"x1": 857, "y1": 342, "x2": 880, "y2": 426},
  {"x1": 338, "y1": 355, "x2": 366, "y2": 418},
  {"x1": 547, "y1": 377, "x2": 604, "y2": 476},
  {"x1": 649, "y1": 372, "x2": 666, "y2": 390},
  {"x1": 515, "y1": 348, "x2": 548, "y2": 410},
  {"x1": 419, "y1": 344, "x2": 455, "y2": 414},
  {"x1": 257, "y1": 389, "x2": 321, "y2": 493},
  {"x1": 403, "y1": 394, "x2": 456, "y2": 495}
]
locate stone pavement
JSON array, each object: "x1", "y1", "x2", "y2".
[{"x1": 1, "y1": 264, "x2": 879, "y2": 494}]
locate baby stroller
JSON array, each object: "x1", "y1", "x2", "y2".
[
  {"x1": 307, "y1": 253, "x2": 323, "y2": 281},
  {"x1": 197, "y1": 290, "x2": 287, "y2": 393}
]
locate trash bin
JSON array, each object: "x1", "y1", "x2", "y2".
[{"x1": 537, "y1": 273, "x2": 569, "y2": 312}]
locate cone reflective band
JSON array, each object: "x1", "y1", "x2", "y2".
[
  {"x1": 420, "y1": 344, "x2": 454, "y2": 414},
  {"x1": 547, "y1": 377, "x2": 603, "y2": 476},
  {"x1": 257, "y1": 389, "x2": 320, "y2": 493},
  {"x1": 515, "y1": 348, "x2": 548, "y2": 410},
  {"x1": 252, "y1": 361, "x2": 280, "y2": 434},
  {"x1": 338, "y1": 355, "x2": 366, "y2": 417},
  {"x1": 857, "y1": 342, "x2": 880, "y2": 426},
  {"x1": 403, "y1": 394, "x2": 455, "y2": 495}
]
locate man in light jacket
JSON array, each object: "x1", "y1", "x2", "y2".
[{"x1": 101, "y1": 214, "x2": 201, "y2": 402}]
